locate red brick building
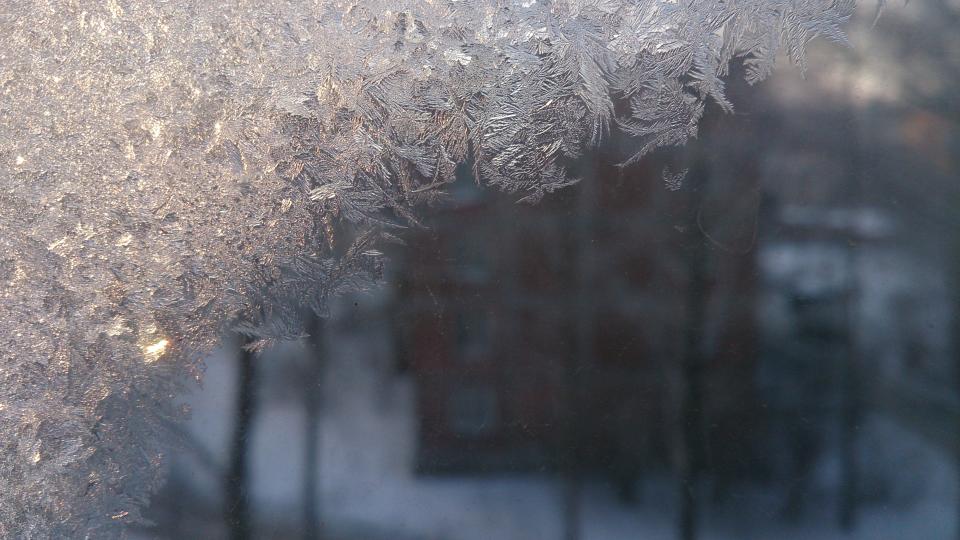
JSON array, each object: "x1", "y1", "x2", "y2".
[{"x1": 392, "y1": 153, "x2": 759, "y2": 482}]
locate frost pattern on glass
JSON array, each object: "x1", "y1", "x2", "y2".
[{"x1": 0, "y1": 0, "x2": 857, "y2": 536}]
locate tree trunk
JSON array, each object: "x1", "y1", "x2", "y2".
[
  {"x1": 303, "y1": 313, "x2": 324, "y2": 540},
  {"x1": 838, "y1": 103, "x2": 863, "y2": 533},
  {"x1": 838, "y1": 336, "x2": 860, "y2": 532},
  {"x1": 677, "y1": 160, "x2": 710, "y2": 540},
  {"x1": 226, "y1": 337, "x2": 257, "y2": 540},
  {"x1": 561, "y1": 157, "x2": 599, "y2": 540}
]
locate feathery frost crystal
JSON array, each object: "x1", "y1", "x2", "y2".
[{"x1": 1, "y1": 0, "x2": 857, "y2": 536}]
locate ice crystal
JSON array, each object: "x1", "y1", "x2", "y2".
[
  {"x1": 0, "y1": 0, "x2": 859, "y2": 536},
  {"x1": 663, "y1": 166, "x2": 689, "y2": 192}
]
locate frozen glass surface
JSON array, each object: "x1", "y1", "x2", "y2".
[{"x1": 2, "y1": 1, "x2": 958, "y2": 539}]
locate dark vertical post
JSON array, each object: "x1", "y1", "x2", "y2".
[
  {"x1": 838, "y1": 321, "x2": 860, "y2": 532},
  {"x1": 303, "y1": 312, "x2": 324, "y2": 540},
  {"x1": 838, "y1": 102, "x2": 863, "y2": 534},
  {"x1": 953, "y1": 222, "x2": 960, "y2": 540},
  {"x1": 678, "y1": 162, "x2": 709, "y2": 540},
  {"x1": 227, "y1": 337, "x2": 256, "y2": 540},
  {"x1": 954, "y1": 265, "x2": 960, "y2": 540},
  {"x1": 562, "y1": 156, "x2": 599, "y2": 540}
]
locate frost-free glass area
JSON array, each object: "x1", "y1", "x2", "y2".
[{"x1": 2, "y1": 1, "x2": 959, "y2": 539}]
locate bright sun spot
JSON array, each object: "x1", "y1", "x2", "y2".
[{"x1": 142, "y1": 339, "x2": 169, "y2": 362}]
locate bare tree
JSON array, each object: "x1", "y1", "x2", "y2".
[
  {"x1": 226, "y1": 338, "x2": 258, "y2": 540},
  {"x1": 677, "y1": 159, "x2": 710, "y2": 540},
  {"x1": 560, "y1": 159, "x2": 601, "y2": 540},
  {"x1": 302, "y1": 312, "x2": 325, "y2": 540}
]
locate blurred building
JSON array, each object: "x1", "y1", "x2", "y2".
[
  {"x1": 745, "y1": 62, "x2": 959, "y2": 517},
  {"x1": 392, "y1": 156, "x2": 761, "y2": 488}
]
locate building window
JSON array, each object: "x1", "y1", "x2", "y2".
[
  {"x1": 455, "y1": 309, "x2": 490, "y2": 360},
  {"x1": 447, "y1": 385, "x2": 498, "y2": 436},
  {"x1": 450, "y1": 232, "x2": 489, "y2": 283}
]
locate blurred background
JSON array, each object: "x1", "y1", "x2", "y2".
[{"x1": 138, "y1": 2, "x2": 960, "y2": 539}]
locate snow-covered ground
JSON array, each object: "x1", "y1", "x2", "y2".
[{"x1": 149, "y1": 299, "x2": 958, "y2": 540}]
